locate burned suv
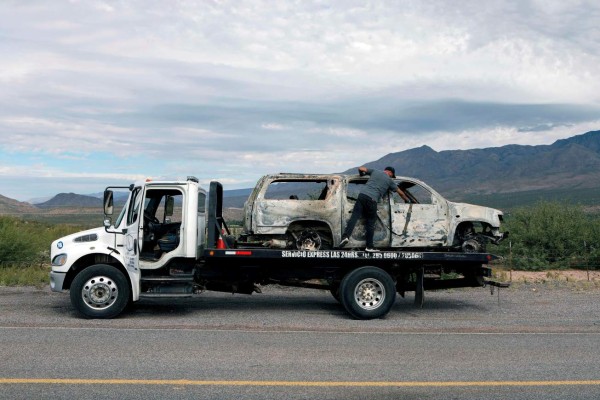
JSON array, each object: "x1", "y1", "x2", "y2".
[{"x1": 240, "y1": 173, "x2": 507, "y2": 252}]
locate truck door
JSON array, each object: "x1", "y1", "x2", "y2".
[
  {"x1": 343, "y1": 179, "x2": 391, "y2": 248},
  {"x1": 123, "y1": 186, "x2": 143, "y2": 283},
  {"x1": 390, "y1": 181, "x2": 449, "y2": 248},
  {"x1": 197, "y1": 190, "x2": 207, "y2": 255}
]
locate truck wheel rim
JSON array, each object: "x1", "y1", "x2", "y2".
[
  {"x1": 81, "y1": 276, "x2": 119, "y2": 310},
  {"x1": 354, "y1": 278, "x2": 385, "y2": 310}
]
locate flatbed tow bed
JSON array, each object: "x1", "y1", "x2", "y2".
[
  {"x1": 202, "y1": 247, "x2": 506, "y2": 313},
  {"x1": 196, "y1": 181, "x2": 508, "y2": 319}
]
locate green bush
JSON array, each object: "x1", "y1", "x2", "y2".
[
  {"x1": 0, "y1": 216, "x2": 80, "y2": 264},
  {"x1": 496, "y1": 202, "x2": 600, "y2": 270}
]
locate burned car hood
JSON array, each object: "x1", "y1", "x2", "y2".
[{"x1": 448, "y1": 202, "x2": 503, "y2": 226}]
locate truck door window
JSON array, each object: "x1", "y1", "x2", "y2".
[
  {"x1": 346, "y1": 180, "x2": 366, "y2": 202},
  {"x1": 155, "y1": 193, "x2": 183, "y2": 223},
  {"x1": 347, "y1": 180, "x2": 388, "y2": 204},
  {"x1": 264, "y1": 180, "x2": 329, "y2": 200},
  {"x1": 394, "y1": 181, "x2": 433, "y2": 205},
  {"x1": 198, "y1": 192, "x2": 206, "y2": 213},
  {"x1": 127, "y1": 187, "x2": 142, "y2": 225}
]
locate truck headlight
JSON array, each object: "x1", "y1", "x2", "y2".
[{"x1": 52, "y1": 254, "x2": 68, "y2": 266}]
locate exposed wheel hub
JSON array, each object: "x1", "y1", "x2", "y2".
[
  {"x1": 296, "y1": 229, "x2": 322, "y2": 251},
  {"x1": 462, "y1": 238, "x2": 482, "y2": 253},
  {"x1": 81, "y1": 276, "x2": 118, "y2": 310},
  {"x1": 354, "y1": 278, "x2": 385, "y2": 310}
]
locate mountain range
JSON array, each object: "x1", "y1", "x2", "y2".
[
  {"x1": 354, "y1": 130, "x2": 600, "y2": 197},
  {"x1": 340, "y1": 130, "x2": 600, "y2": 210},
  {"x1": 1, "y1": 130, "x2": 599, "y2": 216}
]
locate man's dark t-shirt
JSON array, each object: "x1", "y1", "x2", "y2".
[{"x1": 361, "y1": 169, "x2": 397, "y2": 201}]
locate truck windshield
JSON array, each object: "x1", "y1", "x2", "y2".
[
  {"x1": 113, "y1": 203, "x2": 127, "y2": 228},
  {"x1": 108, "y1": 187, "x2": 133, "y2": 229}
]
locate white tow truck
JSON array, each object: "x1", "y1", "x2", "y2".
[{"x1": 50, "y1": 177, "x2": 507, "y2": 320}]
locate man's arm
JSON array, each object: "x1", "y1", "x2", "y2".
[
  {"x1": 396, "y1": 187, "x2": 411, "y2": 203},
  {"x1": 358, "y1": 166, "x2": 370, "y2": 176}
]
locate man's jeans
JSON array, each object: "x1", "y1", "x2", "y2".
[{"x1": 343, "y1": 193, "x2": 378, "y2": 248}]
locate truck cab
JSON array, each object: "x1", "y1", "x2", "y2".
[{"x1": 50, "y1": 177, "x2": 206, "y2": 317}]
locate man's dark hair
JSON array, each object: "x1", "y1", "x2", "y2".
[{"x1": 384, "y1": 166, "x2": 396, "y2": 178}]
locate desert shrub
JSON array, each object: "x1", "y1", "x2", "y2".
[
  {"x1": 497, "y1": 202, "x2": 600, "y2": 270},
  {"x1": 0, "y1": 216, "x2": 80, "y2": 265}
]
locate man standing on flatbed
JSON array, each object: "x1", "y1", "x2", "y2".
[{"x1": 339, "y1": 166, "x2": 410, "y2": 252}]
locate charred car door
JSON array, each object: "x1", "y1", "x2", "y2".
[
  {"x1": 342, "y1": 178, "x2": 392, "y2": 248},
  {"x1": 390, "y1": 180, "x2": 449, "y2": 248}
]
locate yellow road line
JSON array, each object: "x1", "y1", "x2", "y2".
[{"x1": 1, "y1": 379, "x2": 600, "y2": 387}]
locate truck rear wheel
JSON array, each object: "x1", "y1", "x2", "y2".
[
  {"x1": 70, "y1": 264, "x2": 131, "y2": 319},
  {"x1": 339, "y1": 267, "x2": 396, "y2": 319}
]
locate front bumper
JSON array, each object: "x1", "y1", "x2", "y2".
[{"x1": 50, "y1": 271, "x2": 66, "y2": 292}]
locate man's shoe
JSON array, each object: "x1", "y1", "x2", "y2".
[
  {"x1": 365, "y1": 247, "x2": 380, "y2": 252},
  {"x1": 339, "y1": 237, "x2": 349, "y2": 248}
]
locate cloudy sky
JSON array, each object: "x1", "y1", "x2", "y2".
[{"x1": 1, "y1": 0, "x2": 600, "y2": 201}]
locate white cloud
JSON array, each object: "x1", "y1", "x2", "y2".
[
  {"x1": 412, "y1": 120, "x2": 600, "y2": 152},
  {"x1": 307, "y1": 127, "x2": 368, "y2": 138},
  {"x1": 0, "y1": 164, "x2": 145, "y2": 181},
  {"x1": 261, "y1": 123, "x2": 286, "y2": 130},
  {"x1": 1, "y1": 0, "x2": 599, "y2": 201}
]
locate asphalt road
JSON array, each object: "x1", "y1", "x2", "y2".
[{"x1": 1, "y1": 283, "x2": 600, "y2": 399}]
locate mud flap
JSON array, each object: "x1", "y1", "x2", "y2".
[{"x1": 414, "y1": 267, "x2": 424, "y2": 308}]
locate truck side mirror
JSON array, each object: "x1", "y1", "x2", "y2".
[
  {"x1": 165, "y1": 196, "x2": 174, "y2": 217},
  {"x1": 104, "y1": 190, "x2": 114, "y2": 216}
]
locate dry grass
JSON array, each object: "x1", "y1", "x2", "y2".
[
  {"x1": 0, "y1": 264, "x2": 49, "y2": 287},
  {"x1": 493, "y1": 269, "x2": 600, "y2": 289}
]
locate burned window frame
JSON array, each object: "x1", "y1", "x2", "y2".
[{"x1": 263, "y1": 179, "x2": 335, "y2": 201}]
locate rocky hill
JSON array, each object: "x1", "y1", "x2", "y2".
[
  {"x1": 0, "y1": 194, "x2": 39, "y2": 214},
  {"x1": 36, "y1": 193, "x2": 102, "y2": 209}
]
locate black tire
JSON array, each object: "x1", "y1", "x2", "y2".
[
  {"x1": 339, "y1": 267, "x2": 396, "y2": 320},
  {"x1": 70, "y1": 264, "x2": 131, "y2": 319}
]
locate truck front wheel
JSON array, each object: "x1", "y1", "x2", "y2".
[
  {"x1": 339, "y1": 267, "x2": 396, "y2": 319},
  {"x1": 70, "y1": 264, "x2": 131, "y2": 319}
]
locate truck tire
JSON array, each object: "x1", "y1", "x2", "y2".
[
  {"x1": 339, "y1": 267, "x2": 396, "y2": 319},
  {"x1": 70, "y1": 264, "x2": 131, "y2": 319}
]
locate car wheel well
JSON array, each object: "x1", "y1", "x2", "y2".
[
  {"x1": 286, "y1": 221, "x2": 334, "y2": 250},
  {"x1": 453, "y1": 221, "x2": 493, "y2": 252}
]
